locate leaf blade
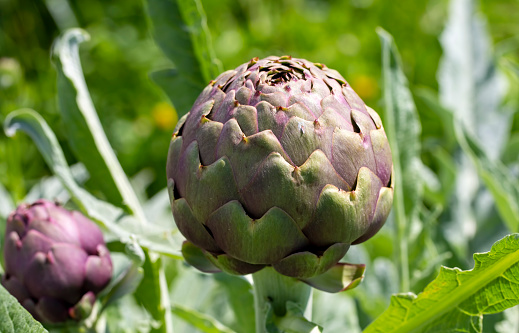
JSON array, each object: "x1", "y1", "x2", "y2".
[
  {"x1": 146, "y1": 0, "x2": 221, "y2": 81},
  {"x1": 135, "y1": 253, "x2": 174, "y2": 333},
  {"x1": 365, "y1": 234, "x2": 519, "y2": 333},
  {"x1": 52, "y1": 28, "x2": 147, "y2": 224},
  {"x1": 146, "y1": 0, "x2": 222, "y2": 117},
  {"x1": 214, "y1": 274, "x2": 255, "y2": 333},
  {"x1": 417, "y1": 88, "x2": 519, "y2": 232},
  {"x1": 0, "y1": 284, "x2": 48, "y2": 333},
  {"x1": 378, "y1": 27, "x2": 424, "y2": 292},
  {"x1": 454, "y1": 121, "x2": 519, "y2": 232}
]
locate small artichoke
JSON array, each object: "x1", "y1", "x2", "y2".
[
  {"x1": 1, "y1": 199, "x2": 112, "y2": 323},
  {"x1": 167, "y1": 56, "x2": 393, "y2": 279}
]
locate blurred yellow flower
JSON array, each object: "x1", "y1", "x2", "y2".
[
  {"x1": 152, "y1": 102, "x2": 178, "y2": 130},
  {"x1": 351, "y1": 75, "x2": 378, "y2": 100}
]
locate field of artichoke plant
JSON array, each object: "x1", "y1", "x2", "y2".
[{"x1": 1, "y1": 0, "x2": 519, "y2": 332}]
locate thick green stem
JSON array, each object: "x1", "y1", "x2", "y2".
[{"x1": 252, "y1": 267, "x2": 312, "y2": 333}]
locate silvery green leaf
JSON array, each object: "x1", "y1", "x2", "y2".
[
  {"x1": 143, "y1": 188, "x2": 174, "y2": 228},
  {"x1": 52, "y1": 28, "x2": 147, "y2": 224},
  {"x1": 454, "y1": 121, "x2": 519, "y2": 233},
  {"x1": 437, "y1": 0, "x2": 513, "y2": 257},
  {"x1": 438, "y1": 0, "x2": 512, "y2": 158}
]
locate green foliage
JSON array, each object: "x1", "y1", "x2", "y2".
[
  {"x1": 3, "y1": 109, "x2": 133, "y2": 231},
  {"x1": 3, "y1": 109, "x2": 181, "y2": 257},
  {"x1": 52, "y1": 28, "x2": 146, "y2": 221},
  {"x1": 455, "y1": 122, "x2": 519, "y2": 233},
  {"x1": 266, "y1": 302, "x2": 323, "y2": 333},
  {"x1": 435, "y1": 0, "x2": 515, "y2": 263},
  {"x1": 0, "y1": 0, "x2": 519, "y2": 332},
  {"x1": 0, "y1": 284, "x2": 47, "y2": 333},
  {"x1": 146, "y1": 0, "x2": 222, "y2": 117},
  {"x1": 135, "y1": 253, "x2": 173, "y2": 333},
  {"x1": 378, "y1": 27, "x2": 423, "y2": 292},
  {"x1": 365, "y1": 234, "x2": 519, "y2": 333}
]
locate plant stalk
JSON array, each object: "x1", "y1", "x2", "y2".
[{"x1": 252, "y1": 267, "x2": 312, "y2": 333}]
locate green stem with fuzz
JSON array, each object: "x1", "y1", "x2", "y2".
[{"x1": 252, "y1": 267, "x2": 312, "y2": 333}]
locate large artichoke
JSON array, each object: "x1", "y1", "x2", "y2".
[
  {"x1": 167, "y1": 56, "x2": 393, "y2": 279},
  {"x1": 1, "y1": 199, "x2": 112, "y2": 323}
]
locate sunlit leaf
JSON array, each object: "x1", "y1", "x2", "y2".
[
  {"x1": 365, "y1": 234, "x2": 519, "y2": 333},
  {"x1": 454, "y1": 122, "x2": 519, "y2": 232},
  {"x1": 0, "y1": 284, "x2": 48, "y2": 333},
  {"x1": 52, "y1": 28, "x2": 147, "y2": 224}
]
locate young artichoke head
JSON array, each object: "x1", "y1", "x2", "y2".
[
  {"x1": 1, "y1": 199, "x2": 112, "y2": 323},
  {"x1": 167, "y1": 56, "x2": 393, "y2": 279}
]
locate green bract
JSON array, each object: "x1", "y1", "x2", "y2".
[{"x1": 166, "y1": 56, "x2": 393, "y2": 279}]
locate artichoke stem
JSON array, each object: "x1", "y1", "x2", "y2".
[{"x1": 252, "y1": 267, "x2": 312, "y2": 333}]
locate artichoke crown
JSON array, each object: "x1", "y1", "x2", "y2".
[{"x1": 167, "y1": 56, "x2": 393, "y2": 278}]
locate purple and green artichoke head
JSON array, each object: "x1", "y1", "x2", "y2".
[
  {"x1": 1, "y1": 199, "x2": 112, "y2": 324},
  {"x1": 167, "y1": 56, "x2": 393, "y2": 279}
]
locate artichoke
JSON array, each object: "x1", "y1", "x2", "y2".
[
  {"x1": 1, "y1": 199, "x2": 112, "y2": 323},
  {"x1": 167, "y1": 56, "x2": 393, "y2": 279}
]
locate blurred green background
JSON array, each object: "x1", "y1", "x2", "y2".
[
  {"x1": 1, "y1": 0, "x2": 519, "y2": 331},
  {"x1": 1, "y1": 0, "x2": 517, "y2": 201}
]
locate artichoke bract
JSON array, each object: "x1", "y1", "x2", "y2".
[
  {"x1": 167, "y1": 56, "x2": 393, "y2": 279},
  {"x1": 1, "y1": 199, "x2": 112, "y2": 323}
]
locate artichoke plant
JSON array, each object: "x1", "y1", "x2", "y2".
[
  {"x1": 167, "y1": 56, "x2": 393, "y2": 280},
  {"x1": 1, "y1": 199, "x2": 112, "y2": 323}
]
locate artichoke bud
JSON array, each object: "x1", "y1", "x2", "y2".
[
  {"x1": 1, "y1": 199, "x2": 113, "y2": 324},
  {"x1": 166, "y1": 56, "x2": 394, "y2": 279}
]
